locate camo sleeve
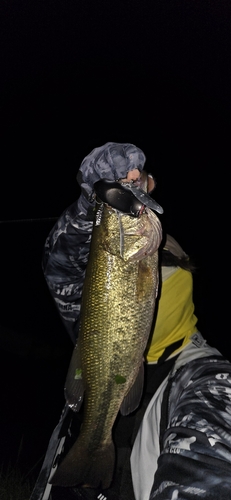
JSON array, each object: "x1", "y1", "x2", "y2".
[
  {"x1": 150, "y1": 356, "x2": 231, "y2": 499},
  {"x1": 42, "y1": 195, "x2": 94, "y2": 344}
]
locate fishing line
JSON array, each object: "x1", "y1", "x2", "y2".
[
  {"x1": 0, "y1": 217, "x2": 58, "y2": 224},
  {"x1": 117, "y1": 211, "x2": 124, "y2": 258}
]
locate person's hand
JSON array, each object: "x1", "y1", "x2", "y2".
[
  {"x1": 120, "y1": 169, "x2": 155, "y2": 194},
  {"x1": 120, "y1": 169, "x2": 141, "y2": 183}
]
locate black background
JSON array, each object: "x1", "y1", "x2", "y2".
[{"x1": 0, "y1": 0, "x2": 230, "y2": 483}]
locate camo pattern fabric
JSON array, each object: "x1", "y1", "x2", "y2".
[
  {"x1": 150, "y1": 355, "x2": 231, "y2": 500},
  {"x1": 42, "y1": 143, "x2": 146, "y2": 344},
  {"x1": 77, "y1": 142, "x2": 146, "y2": 203}
]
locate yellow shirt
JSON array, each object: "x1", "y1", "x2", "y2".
[{"x1": 146, "y1": 267, "x2": 198, "y2": 363}]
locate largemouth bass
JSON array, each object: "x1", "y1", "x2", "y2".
[{"x1": 50, "y1": 189, "x2": 162, "y2": 489}]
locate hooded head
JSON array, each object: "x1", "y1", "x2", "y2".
[{"x1": 77, "y1": 142, "x2": 146, "y2": 202}]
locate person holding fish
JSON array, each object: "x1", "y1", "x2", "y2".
[
  {"x1": 32, "y1": 142, "x2": 160, "y2": 500},
  {"x1": 42, "y1": 142, "x2": 156, "y2": 345},
  {"x1": 31, "y1": 143, "x2": 231, "y2": 500}
]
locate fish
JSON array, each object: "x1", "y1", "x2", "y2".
[{"x1": 50, "y1": 179, "x2": 162, "y2": 489}]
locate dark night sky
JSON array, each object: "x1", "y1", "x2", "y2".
[
  {"x1": 1, "y1": 0, "x2": 231, "y2": 219},
  {"x1": 0, "y1": 0, "x2": 230, "y2": 479}
]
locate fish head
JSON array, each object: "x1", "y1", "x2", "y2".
[{"x1": 94, "y1": 171, "x2": 163, "y2": 218}]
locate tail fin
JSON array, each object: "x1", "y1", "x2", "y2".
[{"x1": 50, "y1": 437, "x2": 115, "y2": 489}]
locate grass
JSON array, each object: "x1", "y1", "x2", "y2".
[
  {"x1": 0, "y1": 436, "x2": 44, "y2": 500},
  {"x1": 0, "y1": 464, "x2": 34, "y2": 500}
]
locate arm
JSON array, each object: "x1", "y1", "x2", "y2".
[{"x1": 42, "y1": 195, "x2": 93, "y2": 344}]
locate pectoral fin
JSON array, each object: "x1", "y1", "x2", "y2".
[
  {"x1": 64, "y1": 342, "x2": 84, "y2": 412},
  {"x1": 120, "y1": 362, "x2": 144, "y2": 416}
]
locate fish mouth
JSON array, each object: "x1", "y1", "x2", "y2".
[
  {"x1": 94, "y1": 170, "x2": 163, "y2": 220},
  {"x1": 119, "y1": 170, "x2": 163, "y2": 215},
  {"x1": 120, "y1": 181, "x2": 164, "y2": 215}
]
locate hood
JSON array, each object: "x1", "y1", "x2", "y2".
[{"x1": 76, "y1": 142, "x2": 146, "y2": 201}]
